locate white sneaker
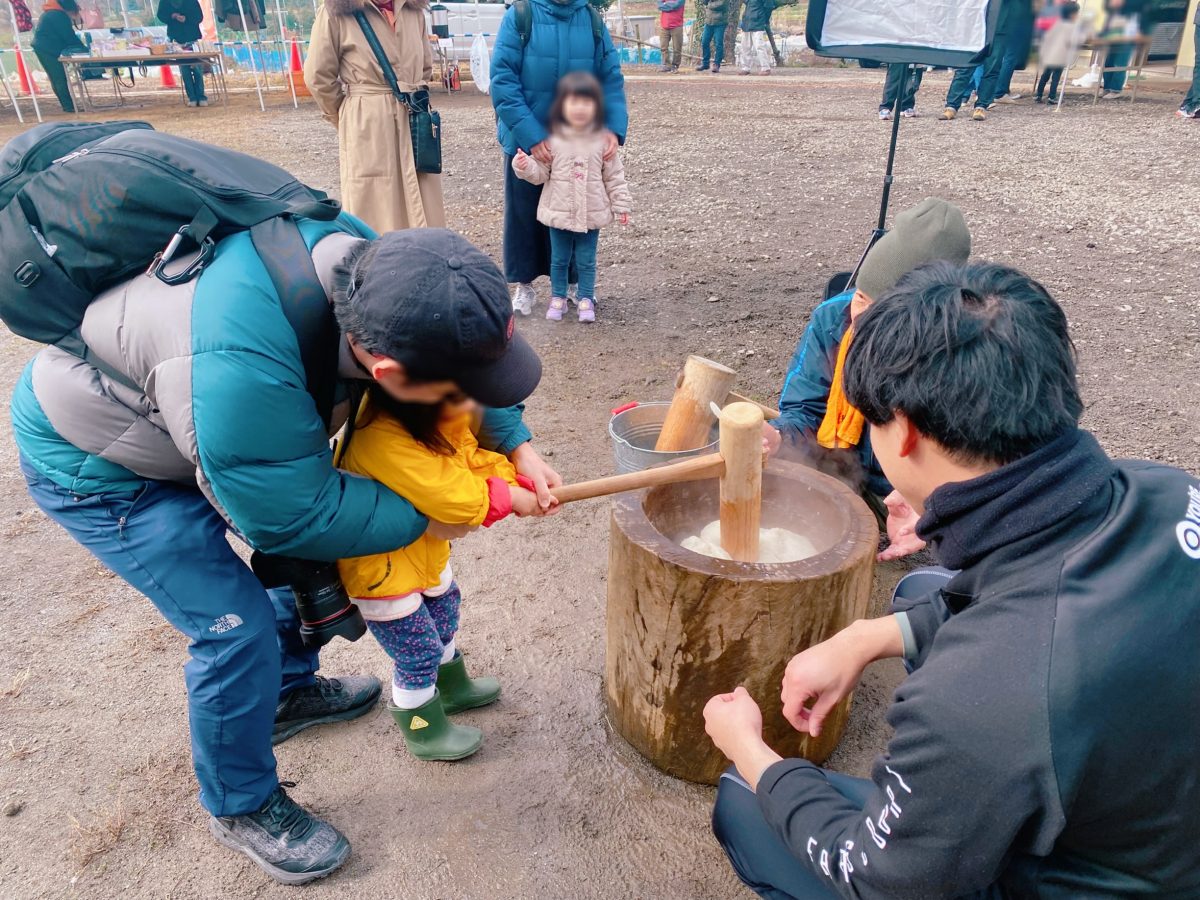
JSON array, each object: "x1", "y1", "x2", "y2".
[
  {"x1": 512, "y1": 282, "x2": 535, "y2": 316},
  {"x1": 878, "y1": 107, "x2": 892, "y2": 120},
  {"x1": 900, "y1": 107, "x2": 917, "y2": 118}
]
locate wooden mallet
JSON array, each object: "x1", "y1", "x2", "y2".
[
  {"x1": 654, "y1": 355, "x2": 738, "y2": 452},
  {"x1": 550, "y1": 402, "x2": 767, "y2": 562}
]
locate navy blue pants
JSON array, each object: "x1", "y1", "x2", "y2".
[
  {"x1": 712, "y1": 566, "x2": 966, "y2": 899},
  {"x1": 549, "y1": 228, "x2": 599, "y2": 299},
  {"x1": 503, "y1": 153, "x2": 577, "y2": 286},
  {"x1": 1183, "y1": 24, "x2": 1200, "y2": 114},
  {"x1": 946, "y1": 39, "x2": 1008, "y2": 111},
  {"x1": 700, "y1": 23, "x2": 727, "y2": 67},
  {"x1": 879, "y1": 63, "x2": 923, "y2": 112},
  {"x1": 22, "y1": 459, "x2": 317, "y2": 817}
]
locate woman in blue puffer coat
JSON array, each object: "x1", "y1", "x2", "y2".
[{"x1": 490, "y1": 0, "x2": 628, "y2": 316}]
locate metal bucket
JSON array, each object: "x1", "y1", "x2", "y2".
[{"x1": 608, "y1": 402, "x2": 719, "y2": 474}]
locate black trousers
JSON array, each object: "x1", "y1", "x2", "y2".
[
  {"x1": 34, "y1": 49, "x2": 75, "y2": 113},
  {"x1": 1036, "y1": 66, "x2": 1063, "y2": 100},
  {"x1": 879, "y1": 63, "x2": 923, "y2": 112},
  {"x1": 502, "y1": 153, "x2": 576, "y2": 286}
]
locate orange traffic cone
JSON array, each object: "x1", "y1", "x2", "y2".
[
  {"x1": 289, "y1": 40, "x2": 310, "y2": 97},
  {"x1": 15, "y1": 49, "x2": 38, "y2": 95},
  {"x1": 160, "y1": 64, "x2": 178, "y2": 90}
]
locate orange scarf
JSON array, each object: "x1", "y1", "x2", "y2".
[{"x1": 816, "y1": 325, "x2": 866, "y2": 450}]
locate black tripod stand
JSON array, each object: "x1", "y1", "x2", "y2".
[{"x1": 825, "y1": 63, "x2": 915, "y2": 299}]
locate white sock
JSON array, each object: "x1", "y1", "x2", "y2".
[
  {"x1": 392, "y1": 683, "x2": 436, "y2": 709},
  {"x1": 440, "y1": 639, "x2": 456, "y2": 665}
]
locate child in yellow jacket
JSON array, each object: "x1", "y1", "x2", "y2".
[{"x1": 337, "y1": 385, "x2": 544, "y2": 761}]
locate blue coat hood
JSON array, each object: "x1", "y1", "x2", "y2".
[{"x1": 489, "y1": 0, "x2": 628, "y2": 156}]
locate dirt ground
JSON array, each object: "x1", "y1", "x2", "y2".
[{"x1": 0, "y1": 68, "x2": 1197, "y2": 899}]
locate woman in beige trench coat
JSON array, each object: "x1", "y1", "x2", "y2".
[{"x1": 305, "y1": 0, "x2": 445, "y2": 233}]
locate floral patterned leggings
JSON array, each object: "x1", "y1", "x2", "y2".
[{"x1": 366, "y1": 582, "x2": 462, "y2": 690}]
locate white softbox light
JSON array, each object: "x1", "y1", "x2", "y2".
[{"x1": 807, "y1": 0, "x2": 1001, "y2": 68}]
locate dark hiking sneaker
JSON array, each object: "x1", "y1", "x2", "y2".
[
  {"x1": 209, "y1": 783, "x2": 350, "y2": 885},
  {"x1": 272, "y1": 675, "x2": 381, "y2": 745}
]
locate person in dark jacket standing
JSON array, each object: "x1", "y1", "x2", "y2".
[
  {"x1": 696, "y1": 0, "x2": 727, "y2": 73},
  {"x1": 703, "y1": 262, "x2": 1200, "y2": 899},
  {"x1": 31, "y1": 0, "x2": 86, "y2": 114},
  {"x1": 942, "y1": 0, "x2": 1021, "y2": 120},
  {"x1": 157, "y1": 0, "x2": 208, "y2": 106},
  {"x1": 489, "y1": 0, "x2": 628, "y2": 318}
]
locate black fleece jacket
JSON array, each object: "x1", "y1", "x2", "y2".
[
  {"x1": 755, "y1": 429, "x2": 1200, "y2": 899},
  {"x1": 157, "y1": 0, "x2": 204, "y2": 44}
]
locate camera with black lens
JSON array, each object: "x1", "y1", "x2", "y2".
[{"x1": 250, "y1": 551, "x2": 367, "y2": 648}]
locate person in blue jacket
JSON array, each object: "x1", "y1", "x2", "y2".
[
  {"x1": 12, "y1": 226, "x2": 560, "y2": 884},
  {"x1": 768, "y1": 199, "x2": 970, "y2": 535},
  {"x1": 490, "y1": 0, "x2": 628, "y2": 317}
]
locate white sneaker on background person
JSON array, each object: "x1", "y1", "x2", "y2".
[{"x1": 512, "y1": 282, "x2": 535, "y2": 316}]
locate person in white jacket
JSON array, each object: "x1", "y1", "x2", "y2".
[
  {"x1": 513, "y1": 72, "x2": 632, "y2": 324},
  {"x1": 1036, "y1": 2, "x2": 1083, "y2": 103}
]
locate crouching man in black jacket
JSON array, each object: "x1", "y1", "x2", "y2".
[{"x1": 703, "y1": 262, "x2": 1200, "y2": 900}]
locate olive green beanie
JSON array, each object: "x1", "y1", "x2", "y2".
[{"x1": 855, "y1": 198, "x2": 971, "y2": 302}]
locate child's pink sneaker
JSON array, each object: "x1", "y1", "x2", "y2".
[
  {"x1": 546, "y1": 297, "x2": 567, "y2": 322},
  {"x1": 577, "y1": 298, "x2": 596, "y2": 323}
]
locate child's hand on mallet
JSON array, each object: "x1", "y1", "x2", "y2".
[{"x1": 511, "y1": 486, "x2": 559, "y2": 518}]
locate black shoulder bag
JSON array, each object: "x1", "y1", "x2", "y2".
[{"x1": 353, "y1": 10, "x2": 443, "y2": 175}]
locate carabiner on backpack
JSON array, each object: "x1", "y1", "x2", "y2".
[{"x1": 145, "y1": 225, "x2": 217, "y2": 286}]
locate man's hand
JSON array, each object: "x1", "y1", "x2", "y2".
[
  {"x1": 878, "y1": 489, "x2": 927, "y2": 562},
  {"x1": 762, "y1": 422, "x2": 782, "y2": 458},
  {"x1": 781, "y1": 617, "x2": 904, "y2": 737},
  {"x1": 173, "y1": 12, "x2": 186, "y2": 20},
  {"x1": 601, "y1": 130, "x2": 619, "y2": 161},
  {"x1": 425, "y1": 519, "x2": 476, "y2": 541},
  {"x1": 531, "y1": 140, "x2": 552, "y2": 165},
  {"x1": 510, "y1": 442, "x2": 563, "y2": 512},
  {"x1": 703, "y1": 687, "x2": 782, "y2": 790}
]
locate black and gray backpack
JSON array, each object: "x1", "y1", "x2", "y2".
[{"x1": 0, "y1": 121, "x2": 356, "y2": 424}]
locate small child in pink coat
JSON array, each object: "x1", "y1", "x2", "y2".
[{"x1": 513, "y1": 71, "x2": 632, "y2": 323}]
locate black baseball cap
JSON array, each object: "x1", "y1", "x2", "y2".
[{"x1": 352, "y1": 229, "x2": 542, "y2": 408}]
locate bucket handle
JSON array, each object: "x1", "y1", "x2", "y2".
[{"x1": 611, "y1": 401, "x2": 638, "y2": 416}]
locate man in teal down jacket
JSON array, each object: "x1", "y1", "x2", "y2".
[{"x1": 12, "y1": 225, "x2": 559, "y2": 884}]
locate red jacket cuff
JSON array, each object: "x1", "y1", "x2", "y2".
[
  {"x1": 483, "y1": 477, "x2": 513, "y2": 527},
  {"x1": 516, "y1": 474, "x2": 536, "y2": 492}
]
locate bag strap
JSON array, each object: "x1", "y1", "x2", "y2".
[
  {"x1": 353, "y1": 10, "x2": 411, "y2": 106},
  {"x1": 514, "y1": 0, "x2": 532, "y2": 45},
  {"x1": 249, "y1": 217, "x2": 339, "y2": 429}
]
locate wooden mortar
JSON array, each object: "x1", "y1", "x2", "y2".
[{"x1": 605, "y1": 460, "x2": 877, "y2": 784}]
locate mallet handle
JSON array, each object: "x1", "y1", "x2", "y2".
[{"x1": 552, "y1": 453, "x2": 726, "y2": 505}]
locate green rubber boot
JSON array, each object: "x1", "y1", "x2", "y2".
[
  {"x1": 390, "y1": 691, "x2": 482, "y2": 761},
  {"x1": 437, "y1": 652, "x2": 501, "y2": 715}
]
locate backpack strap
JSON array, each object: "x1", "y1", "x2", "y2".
[
  {"x1": 514, "y1": 0, "x2": 532, "y2": 46},
  {"x1": 249, "y1": 217, "x2": 339, "y2": 430},
  {"x1": 587, "y1": 4, "x2": 604, "y2": 46}
]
